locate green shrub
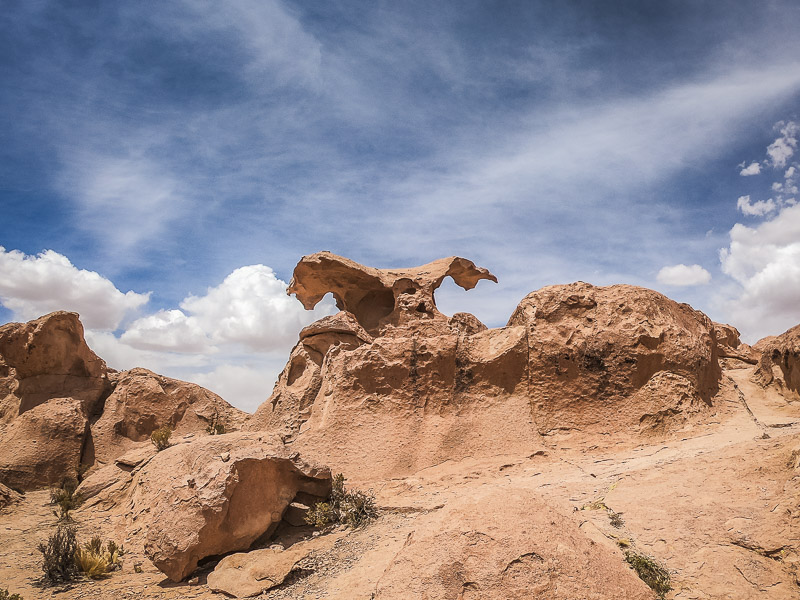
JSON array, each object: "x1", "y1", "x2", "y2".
[
  {"x1": 150, "y1": 425, "x2": 173, "y2": 451},
  {"x1": 624, "y1": 550, "x2": 671, "y2": 599},
  {"x1": 50, "y1": 478, "x2": 83, "y2": 522},
  {"x1": 0, "y1": 589, "x2": 23, "y2": 600},
  {"x1": 305, "y1": 473, "x2": 377, "y2": 529},
  {"x1": 38, "y1": 525, "x2": 78, "y2": 584}
]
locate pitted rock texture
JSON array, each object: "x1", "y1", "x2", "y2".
[
  {"x1": 0, "y1": 312, "x2": 246, "y2": 489},
  {"x1": 754, "y1": 323, "x2": 800, "y2": 398},
  {"x1": 288, "y1": 251, "x2": 497, "y2": 335},
  {"x1": 507, "y1": 282, "x2": 721, "y2": 436},
  {"x1": 127, "y1": 432, "x2": 331, "y2": 582},
  {"x1": 252, "y1": 255, "x2": 730, "y2": 479},
  {"x1": 90, "y1": 367, "x2": 247, "y2": 466},
  {"x1": 0, "y1": 311, "x2": 110, "y2": 424}
]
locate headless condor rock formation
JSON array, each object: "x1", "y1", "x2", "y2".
[{"x1": 251, "y1": 253, "x2": 735, "y2": 479}]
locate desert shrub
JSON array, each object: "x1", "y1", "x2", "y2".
[
  {"x1": 150, "y1": 425, "x2": 173, "y2": 451},
  {"x1": 206, "y1": 415, "x2": 225, "y2": 436},
  {"x1": 609, "y1": 511, "x2": 625, "y2": 528},
  {"x1": 0, "y1": 589, "x2": 23, "y2": 600},
  {"x1": 305, "y1": 473, "x2": 377, "y2": 529},
  {"x1": 624, "y1": 550, "x2": 671, "y2": 599},
  {"x1": 38, "y1": 525, "x2": 78, "y2": 584},
  {"x1": 50, "y1": 478, "x2": 83, "y2": 522},
  {"x1": 74, "y1": 537, "x2": 124, "y2": 579}
]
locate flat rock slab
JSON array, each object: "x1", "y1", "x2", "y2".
[{"x1": 208, "y1": 531, "x2": 346, "y2": 597}]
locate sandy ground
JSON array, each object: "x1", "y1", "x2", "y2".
[{"x1": 1, "y1": 360, "x2": 798, "y2": 599}]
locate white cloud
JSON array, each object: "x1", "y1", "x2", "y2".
[
  {"x1": 189, "y1": 363, "x2": 281, "y2": 414},
  {"x1": 786, "y1": 166, "x2": 796, "y2": 178},
  {"x1": 57, "y1": 155, "x2": 186, "y2": 258},
  {"x1": 180, "y1": 265, "x2": 335, "y2": 351},
  {"x1": 0, "y1": 247, "x2": 149, "y2": 330},
  {"x1": 766, "y1": 121, "x2": 798, "y2": 168},
  {"x1": 656, "y1": 264, "x2": 712, "y2": 287},
  {"x1": 719, "y1": 203, "x2": 800, "y2": 340},
  {"x1": 120, "y1": 309, "x2": 213, "y2": 354},
  {"x1": 740, "y1": 161, "x2": 761, "y2": 175},
  {"x1": 737, "y1": 195, "x2": 776, "y2": 216}
]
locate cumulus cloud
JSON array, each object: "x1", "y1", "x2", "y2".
[
  {"x1": 737, "y1": 195, "x2": 776, "y2": 216},
  {"x1": 739, "y1": 161, "x2": 761, "y2": 176},
  {"x1": 766, "y1": 121, "x2": 798, "y2": 168},
  {"x1": 719, "y1": 203, "x2": 800, "y2": 340},
  {"x1": 120, "y1": 310, "x2": 213, "y2": 354},
  {"x1": 656, "y1": 264, "x2": 712, "y2": 287},
  {"x1": 189, "y1": 363, "x2": 281, "y2": 414},
  {"x1": 0, "y1": 247, "x2": 149, "y2": 329}
]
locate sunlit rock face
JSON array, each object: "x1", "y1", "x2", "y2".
[{"x1": 250, "y1": 252, "x2": 730, "y2": 479}]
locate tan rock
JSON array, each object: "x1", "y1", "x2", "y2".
[
  {"x1": 0, "y1": 311, "x2": 110, "y2": 423},
  {"x1": 0, "y1": 397, "x2": 87, "y2": 489},
  {"x1": 713, "y1": 322, "x2": 758, "y2": 364},
  {"x1": 126, "y1": 431, "x2": 331, "y2": 581},
  {"x1": 374, "y1": 487, "x2": 653, "y2": 599},
  {"x1": 89, "y1": 367, "x2": 247, "y2": 465},
  {"x1": 207, "y1": 531, "x2": 345, "y2": 597},
  {"x1": 507, "y1": 281, "x2": 721, "y2": 436},
  {"x1": 754, "y1": 323, "x2": 800, "y2": 397},
  {"x1": 0, "y1": 482, "x2": 21, "y2": 509},
  {"x1": 251, "y1": 255, "x2": 727, "y2": 479}
]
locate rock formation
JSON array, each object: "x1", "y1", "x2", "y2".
[
  {"x1": 126, "y1": 432, "x2": 331, "y2": 582},
  {"x1": 0, "y1": 312, "x2": 246, "y2": 489},
  {"x1": 251, "y1": 253, "x2": 730, "y2": 478},
  {"x1": 754, "y1": 323, "x2": 800, "y2": 398}
]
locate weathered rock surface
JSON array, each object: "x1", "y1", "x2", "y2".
[
  {"x1": 507, "y1": 282, "x2": 722, "y2": 436},
  {"x1": 0, "y1": 311, "x2": 111, "y2": 423},
  {"x1": 127, "y1": 432, "x2": 331, "y2": 581},
  {"x1": 90, "y1": 367, "x2": 247, "y2": 466},
  {"x1": 0, "y1": 312, "x2": 246, "y2": 489},
  {"x1": 374, "y1": 487, "x2": 653, "y2": 599},
  {"x1": 754, "y1": 323, "x2": 800, "y2": 398},
  {"x1": 252, "y1": 254, "x2": 730, "y2": 478},
  {"x1": 0, "y1": 397, "x2": 88, "y2": 489},
  {"x1": 207, "y1": 532, "x2": 345, "y2": 597},
  {"x1": 0, "y1": 482, "x2": 21, "y2": 509}
]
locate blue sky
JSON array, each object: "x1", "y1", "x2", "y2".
[{"x1": 2, "y1": 1, "x2": 800, "y2": 410}]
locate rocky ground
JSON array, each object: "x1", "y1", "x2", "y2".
[{"x1": 1, "y1": 358, "x2": 798, "y2": 600}]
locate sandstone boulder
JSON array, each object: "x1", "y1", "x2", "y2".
[
  {"x1": 0, "y1": 311, "x2": 110, "y2": 423},
  {"x1": 89, "y1": 367, "x2": 247, "y2": 466},
  {"x1": 126, "y1": 432, "x2": 331, "y2": 581},
  {"x1": 251, "y1": 254, "x2": 728, "y2": 479},
  {"x1": 0, "y1": 482, "x2": 21, "y2": 509},
  {"x1": 0, "y1": 397, "x2": 88, "y2": 489},
  {"x1": 507, "y1": 282, "x2": 722, "y2": 436},
  {"x1": 374, "y1": 487, "x2": 654, "y2": 599},
  {"x1": 754, "y1": 323, "x2": 800, "y2": 397}
]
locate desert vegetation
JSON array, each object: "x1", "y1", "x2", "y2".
[
  {"x1": 49, "y1": 477, "x2": 82, "y2": 522},
  {"x1": 150, "y1": 424, "x2": 173, "y2": 451},
  {"x1": 305, "y1": 473, "x2": 378, "y2": 529}
]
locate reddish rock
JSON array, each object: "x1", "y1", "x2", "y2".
[
  {"x1": 89, "y1": 367, "x2": 247, "y2": 466},
  {"x1": 374, "y1": 488, "x2": 654, "y2": 600},
  {"x1": 251, "y1": 255, "x2": 728, "y2": 479},
  {"x1": 507, "y1": 282, "x2": 722, "y2": 436},
  {"x1": 754, "y1": 323, "x2": 800, "y2": 397},
  {"x1": 0, "y1": 311, "x2": 110, "y2": 423},
  {"x1": 126, "y1": 431, "x2": 331, "y2": 581},
  {"x1": 0, "y1": 397, "x2": 88, "y2": 489},
  {"x1": 0, "y1": 482, "x2": 22, "y2": 509}
]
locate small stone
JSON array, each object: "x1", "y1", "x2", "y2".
[{"x1": 221, "y1": 451, "x2": 230, "y2": 462}]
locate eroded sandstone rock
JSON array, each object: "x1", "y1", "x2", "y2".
[
  {"x1": 127, "y1": 432, "x2": 331, "y2": 581},
  {"x1": 374, "y1": 488, "x2": 654, "y2": 599},
  {"x1": 754, "y1": 324, "x2": 800, "y2": 397},
  {"x1": 251, "y1": 254, "x2": 729, "y2": 479},
  {"x1": 0, "y1": 311, "x2": 110, "y2": 423},
  {"x1": 90, "y1": 367, "x2": 247, "y2": 465}
]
